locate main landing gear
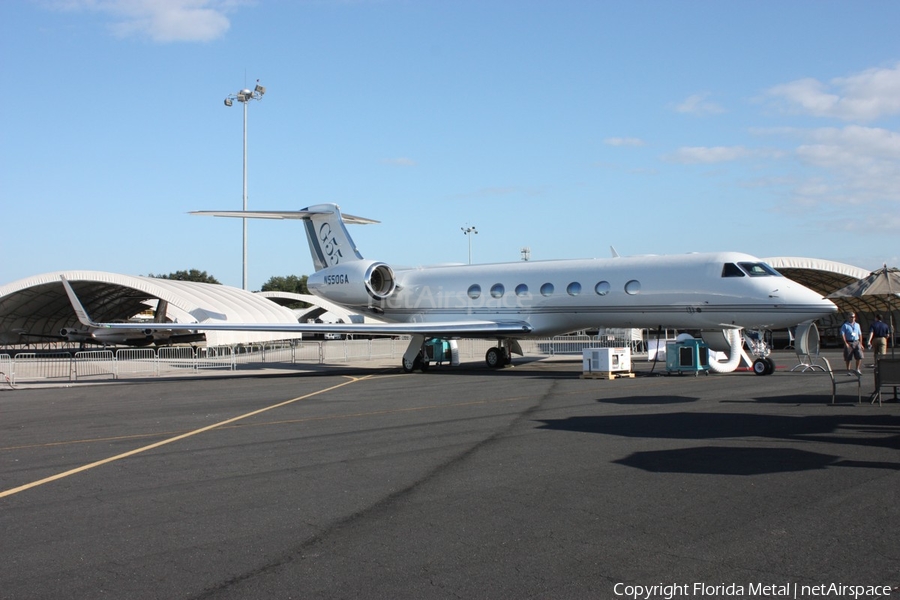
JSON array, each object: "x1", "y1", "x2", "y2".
[
  {"x1": 484, "y1": 346, "x2": 512, "y2": 369},
  {"x1": 485, "y1": 339, "x2": 522, "y2": 369},
  {"x1": 400, "y1": 336, "x2": 521, "y2": 372},
  {"x1": 401, "y1": 352, "x2": 429, "y2": 373}
]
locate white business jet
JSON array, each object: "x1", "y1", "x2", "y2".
[{"x1": 61, "y1": 203, "x2": 836, "y2": 373}]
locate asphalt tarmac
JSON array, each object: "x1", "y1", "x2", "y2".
[{"x1": 1, "y1": 352, "x2": 898, "y2": 600}]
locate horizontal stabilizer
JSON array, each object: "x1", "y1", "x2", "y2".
[{"x1": 190, "y1": 209, "x2": 379, "y2": 225}]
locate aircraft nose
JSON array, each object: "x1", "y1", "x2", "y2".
[{"x1": 799, "y1": 285, "x2": 838, "y2": 316}]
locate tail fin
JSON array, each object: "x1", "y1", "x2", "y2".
[
  {"x1": 191, "y1": 203, "x2": 378, "y2": 272},
  {"x1": 60, "y1": 276, "x2": 99, "y2": 328}
]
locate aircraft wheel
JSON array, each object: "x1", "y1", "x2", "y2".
[
  {"x1": 764, "y1": 357, "x2": 776, "y2": 375},
  {"x1": 752, "y1": 358, "x2": 768, "y2": 376},
  {"x1": 420, "y1": 358, "x2": 430, "y2": 372},
  {"x1": 402, "y1": 356, "x2": 416, "y2": 373},
  {"x1": 485, "y1": 347, "x2": 503, "y2": 369}
]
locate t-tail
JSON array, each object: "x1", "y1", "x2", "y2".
[
  {"x1": 191, "y1": 203, "x2": 377, "y2": 272},
  {"x1": 192, "y1": 203, "x2": 396, "y2": 306}
]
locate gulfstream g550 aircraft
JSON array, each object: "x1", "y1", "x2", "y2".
[{"x1": 62, "y1": 203, "x2": 837, "y2": 373}]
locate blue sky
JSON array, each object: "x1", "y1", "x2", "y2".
[{"x1": 2, "y1": 1, "x2": 898, "y2": 291}]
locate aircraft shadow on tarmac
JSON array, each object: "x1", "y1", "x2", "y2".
[
  {"x1": 596, "y1": 395, "x2": 699, "y2": 405},
  {"x1": 613, "y1": 446, "x2": 900, "y2": 476},
  {"x1": 728, "y1": 394, "x2": 856, "y2": 405},
  {"x1": 536, "y1": 412, "x2": 900, "y2": 475},
  {"x1": 616, "y1": 446, "x2": 836, "y2": 475}
]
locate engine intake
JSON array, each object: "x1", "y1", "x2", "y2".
[{"x1": 308, "y1": 260, "x2": 396, "y2": 307}]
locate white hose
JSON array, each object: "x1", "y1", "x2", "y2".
[{"x1": 707, "y1": 328, "x2": 743, "y2": 373}]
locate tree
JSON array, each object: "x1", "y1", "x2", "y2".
[
  {"x1": 261, "y1": 275, "x2": 310, "y2": 308},
  {"x1": 148, "y1": 269, "x2": 220, "y2": 284},
  {"x1": 261, "y1": 275, "x2": 309, "y2": 295}
]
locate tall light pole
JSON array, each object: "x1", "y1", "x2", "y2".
[
  {"x1": 461, "y1": 224, "x2": 477, "y2": 265},
  {"x1": 224, "y1": 81, "x2": 265, "y2": 290}
]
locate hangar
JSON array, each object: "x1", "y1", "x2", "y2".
[{"x1": 0, "y1": 271, "x2": 303, "y2": 348}]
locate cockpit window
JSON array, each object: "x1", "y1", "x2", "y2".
[
  {"x1": 738, "y1": 262, "x2": 781, "y2": 277},
  {"x1": 721, "y1": 263, "x2": 745, "y2": 277}
]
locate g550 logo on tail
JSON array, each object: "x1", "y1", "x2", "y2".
[{"x1": 319, "y1": 222, "x2": 344, "y2": 266}]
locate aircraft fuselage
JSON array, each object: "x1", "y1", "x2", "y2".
[{"x1": 309, "y1": 252, "x2": 835, "y2": 335}]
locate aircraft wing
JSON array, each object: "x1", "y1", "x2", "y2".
[{"x1": 61, "y1": 277, "x2": 532, "y2": 338}]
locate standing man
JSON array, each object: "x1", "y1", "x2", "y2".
[
  {"x1": 841, "y1": 313, "x2": 864, "y2": 375},
  {"x1": 867, "y1": 314, "x2": 891, "y2": 363}
]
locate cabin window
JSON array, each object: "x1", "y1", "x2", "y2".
[
  {"x1": 567, "y1": 282, "x2": 582, "y2": 296},
  {"x1": 738, "y1": 262, "x2": 781, "y2": 277},
  {"x1": 540, "y1": 283, "x2": 554, "y2": 297},
  {"x1": 594, "y1": 281, "x2": 610, "y2": 296},
  {"x1": 467, "y1": 284, "x2": 481, "y2": 299},
  {"x1": 625, "y1": 280, "x2": 641, "y2": 295},
  {"x1": 721, "y1": 263, "x2": 745, "y2": 277},
  {"x1": 515, "y1": 284, "x2": 529, "y2": 296},
  {"x1": 490, "y1": 283, "x2": 505, "y2": 298}
]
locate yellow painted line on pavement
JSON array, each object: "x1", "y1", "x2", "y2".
[
  {"x1": 0, "y1": 376, "x2": 367, "y2": 499},
  {"x1": 0, "y1": 393, "x2": 533, "y2": 452}
]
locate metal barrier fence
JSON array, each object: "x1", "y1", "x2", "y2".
[
  {"x1": 1, "y1": 354, "x2": 13, "y2": 386},
  {"x1": 74, "y1": 350, "x2": 116, "y2": 380},
  {"x1": 158, "y1": 346, "x2": 196, "y2": 374},
  {"x1": 197, "y1": 346, "x2": 236, "y2": 370},
  {"x1": 117, "y1": 349, "x2": 159, "y2": 378},
  {"x1": 12, "y1": 353, "x2": 73, "y2": 382},
  {"x1": 3, "y1": 334, "x2": 647, "y2": 384}
]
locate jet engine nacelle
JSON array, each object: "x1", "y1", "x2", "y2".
[
  {"x1": 60, "y1": 327, "x2": 92, "y2": 342},
  {"x1": 307, "y1": 260, "x2": 396, "y2": 307},
  {"x1": 61, "y1": 326, "x2": 154, "y2": 344}
]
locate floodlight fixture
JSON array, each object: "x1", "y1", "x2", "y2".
[
  {"x1": 461, "y1": 224, "x2": 478, "y2": 264},
  {"x1": 223, "y1": 80, "x2": 266, "y2": 290}
]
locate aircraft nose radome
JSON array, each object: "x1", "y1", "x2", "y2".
[{"x1": 803, "y1": 288, "x2": 838, "y2": 314}]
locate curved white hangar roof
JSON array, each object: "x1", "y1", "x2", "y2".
[
  {"x1": 766, "y1": 257, "x2": 870, "y2": 295},
  {"x1": 764, "y1": 257, "x2": 882, "y2": 318},
  {"x1": 0, "y1": 271, "x2": 302, "y2": 347}
]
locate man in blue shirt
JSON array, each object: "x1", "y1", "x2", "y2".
[
  {"x1": 867, "y1": 314, "x2": 891, "y2": 362},
  {"x1": 841, "y1": 313, "x2": 864, "y2": 374}
]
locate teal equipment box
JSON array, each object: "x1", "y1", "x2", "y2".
[{"x1": 666, "y1": 339, "x2": 710, "y2": 375}]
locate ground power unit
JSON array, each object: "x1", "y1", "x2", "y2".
[{"x1": 581, "y1": 347, "x2": 633, "y2": 379}]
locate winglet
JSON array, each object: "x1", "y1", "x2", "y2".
[
  {"x1": 60, "y1": 276, "x2": 99, "y2": 328},
  {"x1": 610, "y1": 246, "x2": 620, "y2": 258}
]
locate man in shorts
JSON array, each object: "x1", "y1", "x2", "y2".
[{"x1": 841, "y1": 313, "x2": 864, "y2": 375}]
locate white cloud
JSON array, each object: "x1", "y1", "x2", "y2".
[
  {"x1": 673, "y1": 93, "x2": 725, "y2": 116},
  {"x1": 380, "y1": 157, "x2": 416, "y2": 167},
  {"x1": 50, "y1": 0, "x2": 237, "y2": 42},
  {"x1": 754, "y1": 125, "x2": 900, "y2": 222},
  {"x1": 604, "y1": 137, "x2": 645, "y2": 147},
  {"x1": 795, "y1": 128, "x2": 900, "y2": 202},
  {"x1": 765, "y1": 63, "x2": 900, "y2": 121},
  {"x1": 665, "y1": 146, "x2": 777, "y2": 164}
]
